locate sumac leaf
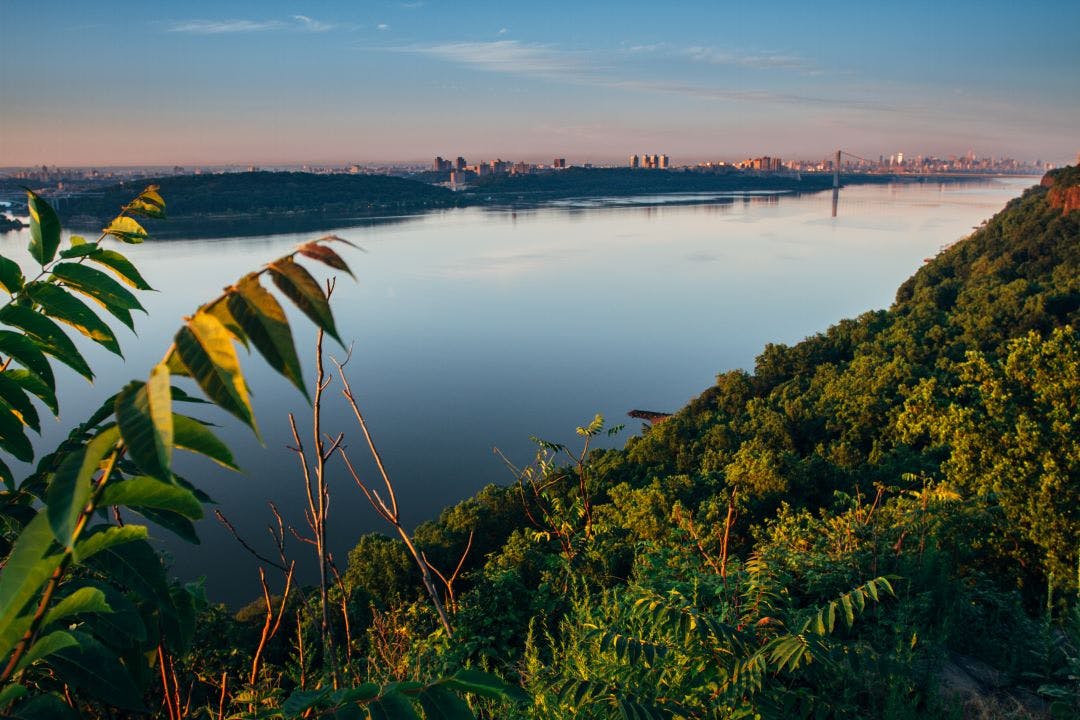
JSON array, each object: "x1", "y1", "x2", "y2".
[
  {"x1": 297, "y1": 242, "x2": 354, "y2": 278},
  {"x1": 115, "y1": 365, "x2": 173, "y2": 481},
  {"x1": 173, "y1": 312, "x2": 256, "y2": 433},
  {"x1": 0, "y1": 330, "x2": 56, "y2": 389},
  {"x1": 24, "y1": 283, "x2": 121, "y2": 356},
  {"x1": 103, "y1": 216, "x2": 147, "y2": 244},
  {"x1": 0, "y1": 304, "x2": 93, "y2": 380},
  {"x1": 0, "y1": 254, "x2": 25, "y2": 293},
  {"x1": 50, "y1": 631, "x2": 145, "y2": 711},
  {"x1": 100, "y1": 475, "x2": 202, "y2": 521},
  {"x1": 46, "y1": 426, "x2": 121, "y2": 549},
  {"x1": 27, "y1": 191, "x2": 61, "y2": 266},
  {"x1": 269, "y1": 257, "x2": 341, "y2": 344},
  {"x1": 173, "y1": 414, "x2": 238, "y2": 470},
  {"x1": 88, "y1": 249, "x2": 153, "y2": 290},
  {"x1": 227, "y1": 275, "x2": 306, "y2": 398}
]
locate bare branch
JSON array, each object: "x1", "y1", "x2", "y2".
[
  {"x1": 334, "y1": 361, "x2": 399, "y2": 518},
  {"x1": 215, "y1": 510, "x2": 287, "y2": 572}
]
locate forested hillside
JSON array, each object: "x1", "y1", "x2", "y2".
[
  {"x1": 58, "y1": 172, "x2": 465, "y2": 238},
  {"x1": 332, "y1": 168, "x2": 1079, "y2": 717}
]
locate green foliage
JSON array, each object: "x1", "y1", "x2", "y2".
[
  {"x1": 268, "y1": 670, "x2": 525, "y2": 719},
  {"x1": 0, "y1": 189, "x2": 365, "y2": 716}
]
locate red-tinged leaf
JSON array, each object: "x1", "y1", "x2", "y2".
[{"x1": 297, "y1": 242, "x2": 354, "y2": 278}]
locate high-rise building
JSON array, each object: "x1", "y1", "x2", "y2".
[
  {"x1": 553, "y1": 158, "x2": 566, "y2": 169},
  {"x1": 629, "y1": 154, "x2": 639, "y2": 168},
  {"x1": 455, "y1": 157, "x2": 466, "y2": 171},
  {"x1": 658, "y1": 154, "x2": 669, "y2": 169}
]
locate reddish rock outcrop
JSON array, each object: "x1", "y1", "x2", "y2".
[
  {"x1": 1042, "y1": 166, "x2": 1080, "y2": 213},
  {"x1": 1048, "y1": 184, "x2": 1080, "y2": 213}
]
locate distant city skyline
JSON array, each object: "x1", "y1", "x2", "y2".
[{"x1": 1, "y1": 1, "x2": 1078, "y2": 167}]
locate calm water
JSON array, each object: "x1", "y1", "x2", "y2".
[{"x1": 1, "y1": 178, "x2": 1034, "y2": 605}]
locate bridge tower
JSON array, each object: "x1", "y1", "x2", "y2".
[{"x1": 834, "y1": 149, "x2": 841, "y2": 188}]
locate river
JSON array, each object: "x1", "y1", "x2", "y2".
[{"x1": 0, "y1": 177, "x2": 1035, "y2": 605}]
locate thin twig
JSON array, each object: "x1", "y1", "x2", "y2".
[{"x1": 214, "y1": 510, "x2": 287, "y2": 572}]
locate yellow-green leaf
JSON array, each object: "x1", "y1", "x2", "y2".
[
  {"x1": 228, "y1": 275, "x2": 307, "y2": 399},
  {"x1": 46, "y1": 426, "x2": 121, "y2": 549},
  {"x1": 0, "y1": 372, "x2": 41, "y2": 433},
  {"x1": 88, "y1": 249, "x2": 153, "y2": 290},
  {"x1": 0, "y1": 304, "x2": 93, "y2": 380},
  {"x1": 0, "y1": 254, "x2": 25, "y2": 293},
  {"x1": 0, "y1": 331, "x2": 54, "y2": 389},
  {"x1": 173, "y1": 414, "x2": 239, "y2": 471},
  {"x1": 25, "y1": 283, "x2": 121, "y2": 356},
  {"x1": 174, "y1": 312, "x2": 257, "y2": 434},
  {"x1": 27, "y1": 190, "x2": 62, "y2": 266},
  {"x1": 42, "y1": 587, "x2": 112, "y2": 629},
  {"x1": 73, "y1": 524, "x2": 149, "y2": 563},
  {"x1": 115, "y1": 365, "x2": 173, "y2": 481},
  {"x1": 100, "y1": 475, "x2": 202, "y2": 521},
  {"x1": 14, "y1": 630, "x2": 78, "y2": 673},
  {"x1": 51, "y1": 262, "x2": 145, "y2": 330},
  {"x1": 206, "y1": 297, "x2": 249, "y2": 350},
  {"x1": 0, "y1": 396, "x2": 34, "y2": 461},
  {"x1": 103, "y1": 216, "x2": 148, "y2": 244},
  {"x1": 125, "y1": 186, "x2": 165, "y2": 219},
  {"x1": 0, "y1": 514, "x2": 64, "y2": 659},
  {"x1": 269, "y1": 257, "x2": 341, "y2": 344}
]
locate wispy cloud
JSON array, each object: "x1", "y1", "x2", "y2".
[
  {"x1": 497, "y1": 27, "x2": 508, "y2": 36},
  {"x1": 167, "y1": 15, "x2": 337, "y2": 34},
  {"x1": 625, "y1": 42, "x2": 817, "y2": 74},
  {"x1": 292, "y1": 15, "x2": 336, "y2": 32},
  {"x1": 377, "y1": 23, "x2": 391, "y2": 31},
  {"x1": 168, "y1": 19, "x2": 285, "y2": 34},
  {"x1": 398, "y1": 1, "x2": 426, "y2": 8},
  {"x1": 394, "y1": 40, "x2": 594, "y2": 80},
  {"x1": 682, "y1": 46, "x2": 817, "y2": 73},
  {"x1": 388, "y1": 39, "x2": 899, "y2": 115}
]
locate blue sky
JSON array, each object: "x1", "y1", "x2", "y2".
[{"x1": 1, "y1": 1, "x2": 1077, "y2": 166}]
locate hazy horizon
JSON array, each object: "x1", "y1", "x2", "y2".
[{"x1": 2, "y1": 1, "x2": 1078, "y2": 167}]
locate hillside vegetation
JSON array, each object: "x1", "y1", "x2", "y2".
[
  {"x1": 329, "y1": 168, "x2": 1079, "y2": 717},
  {"x1": 1, "y1": 169, "x2": 1077, "y2": 718},
  {"x1": 59, "y1": 171, "x2": 465, "y2": 238}
]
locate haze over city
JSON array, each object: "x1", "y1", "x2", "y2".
[{"x1": 2, "y1": 0, "x2": 1078, "y2": 167}]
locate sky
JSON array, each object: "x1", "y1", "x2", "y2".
[{"x1": 1, "y1": 0, "x2": 1078, "y2": 167}]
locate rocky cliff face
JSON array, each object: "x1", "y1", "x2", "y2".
[
  {"x1": 1048, "y1": 185, "x2": 1080, "y2": 213},
  {"x1": 1043, "y1": 165, "x2": 1080, "y2": 213}
]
